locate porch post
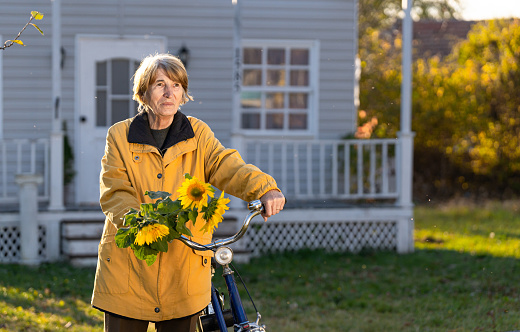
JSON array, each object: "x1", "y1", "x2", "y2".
[
  {"x1": 230, "y1": 0, "x2": 244, "y2": 210},
  {"x1": 396, "y1": 0, "x2": 415, "y2": 253},
  {"x1": 15, "y1": 174, "x2": 43, "y2": 266},
  {"x1": 49, "y1": 0, "x2": 65, "y2": 211},
  {"x1": 230, "y1": 133, "x2": 245, "y2": 210},
  {"x1": 398, "y1": 0, "x2": 415, "y2": 209},
  {"x1": 49, "y1": 131, "x2": 64, "y2": 210}
]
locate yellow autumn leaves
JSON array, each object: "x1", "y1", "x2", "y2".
[{"x1": 1, "y1": 11, "x2": 44, "y2": 50}]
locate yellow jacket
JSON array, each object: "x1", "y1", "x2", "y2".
[{"x1": 91, "y1": 112, "x2": 278, "y2": 321}]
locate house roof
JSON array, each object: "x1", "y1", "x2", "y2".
[{"x1": 412, "y1": 20, "x2": 477, "y2": 58}]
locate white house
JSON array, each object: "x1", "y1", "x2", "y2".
[{"x1": 0, "y1": 0, "x2": 414, "y2": 265}]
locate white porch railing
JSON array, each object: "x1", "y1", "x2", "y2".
[
  {"x1": 0, "y1": 138, "x2": 50, "y2": 204},
  {"x1": 239, "y1": 137, "x2": 399, "y2": 201},
  {"x1": 233, "y1": 136, "x2": 413, "y2": 256}
]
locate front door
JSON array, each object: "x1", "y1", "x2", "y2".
[{"x1": 76, "y1": 36, "x2": 165, "y2": 205}]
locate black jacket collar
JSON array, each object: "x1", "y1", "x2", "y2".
[{"x1": 127, "y1": 111, "x2": 195, "y2": 153}]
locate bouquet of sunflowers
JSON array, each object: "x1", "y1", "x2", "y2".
[{"x1": 115, "y1": 174, "x2": 230, "y2": 266}]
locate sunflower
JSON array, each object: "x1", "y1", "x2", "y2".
[
  {"x1": 201, "y1": 191, "x2": 230, "y2": 234},
  {"x1": 134, "y1": 223, "x2": 170, "y2": 246},
  {"x1": 213, "y1": 191, "x2": 230, "y2": 216},
  {"x1": 177, "y1": 176, "x2": 214, "y2": 210},
  {"x1": 201, "y1": 212, "x2": 223, "y2": 234}
]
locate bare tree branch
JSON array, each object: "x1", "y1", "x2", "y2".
[{"x1": 1, "y1": 11, "x2": 44, "y2": 50}]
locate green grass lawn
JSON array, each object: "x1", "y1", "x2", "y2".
[{"x1": 1, "y1": 201, "x2": 520, "y2": 331}]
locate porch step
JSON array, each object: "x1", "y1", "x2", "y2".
[
  {"x1": 61, "y1": 219, "x2": 103, "y2": 267},
  {"x1": 60, "y1": 217, "x2": 251, "y2": 266}
]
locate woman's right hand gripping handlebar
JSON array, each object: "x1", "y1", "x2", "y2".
[{"x1": 259, "y1": 190, "x2": 286, "y2": 222}]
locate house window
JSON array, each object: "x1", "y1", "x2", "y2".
[
  {"x1": 239, "y1": 40, "x2": 318, "y2": 135},
  {"x1": 95, "y1": 58, "x2": 140, "y2": 127}
]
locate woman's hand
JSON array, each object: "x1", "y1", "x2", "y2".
[{"x1": 259, "y1": 190, "x2": 286, "y2": 221}]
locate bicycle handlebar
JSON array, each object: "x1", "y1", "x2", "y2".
[{"x1": 175, "y1": 200, "x2": 264, "y2": 251}]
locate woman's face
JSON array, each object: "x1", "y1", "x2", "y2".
[{"x1": 146, "y1": 68, "x2": 184, "y2": 120}]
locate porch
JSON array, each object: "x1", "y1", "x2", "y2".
[{"x1": 0, "y1": 135, "x2": 414, "y2": 266}]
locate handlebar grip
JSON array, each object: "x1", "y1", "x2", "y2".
[
  {"x1": 248, "y1": 197, "x2": 287, "y2": 213},
  {"x1": 248, "y1": 200, "x2": 263, "y2": 212}
]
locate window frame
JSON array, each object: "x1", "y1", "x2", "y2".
[
  {"x1": 237, "y1": 39, "x2": 320, "y2": 138},
  {"x1": 95, "y1": 58, "x2": 140, "y2": 127}
]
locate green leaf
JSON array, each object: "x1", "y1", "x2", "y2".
[
  {"x1": 147, "y1": 211, "x2": 163, "y2": 222},
  {"x1": 145, "y1": 254, "x2": 157, "y2": 266},
  {"x1": 178, "y1": 212, "x2": 188, "y2": 224},
  {"x1": 165, "y1": 215, "x2": 181, "y2": 241},
  {"x1": 131, "y1": 247, "x2": 159, "y2": 266},
  {"x1": 30, "y1": 23, "x2": 44, "y2": 36},
  {"x1": 133, "y1": 245, "x2": 158, "y2": 261},
  {"x1": 8, "y1": 40, "x2": 24, "y2": 46},
  {"x1": 127, "y1": 232, "x2": 136, "y2": 247},
  {"x1": 150, "y1": 238, "x2": 169, "y2": 253},
  {"x1": 115, "y1": 228, "x2": 132, "y2": 248},
  {"x1": 188, "y1": 210, "x2": 198, "y2": 225},
  {"x1": 176, "y1": 216, "x2": 193, "y2": 237},
  {"x1": 123, "y1": 212, "x2": 138, "y2": 227},
  {"x1": 157, "y1": 198, "x2": 181, "y2": 214},
  {"x1": 166, "y1": 213, "x2": 179, "y2": 226},
  {"x1": 183, "y1": 173, "x2": 192, "y2": 180},
  {"x1": 165, "y1": 227, "x2": 180, "y2": 242},
  {"x1": 145, "y1": 190, "x2": 172, "y2": 200},
  {"x1": 155, "y1": 214, "x2": 168, "y2": 224},
  {"x1": 140, "y1": 203, "x2": 156, "y2": 217},
  {"x1": 31, "y1": 11, "x2": 44, "y2": 20}
]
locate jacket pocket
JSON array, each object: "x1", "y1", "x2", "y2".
[
  {"x1": 187, "y1": 244, "x2": 213, "y2": 296},
  {"x1": 93, "y1": 241, "x2": 130, "y2": 294}
]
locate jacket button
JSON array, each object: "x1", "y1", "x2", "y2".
[
  {"x1": 204, "y1": 258, "x2": 208, "y2": 264},
  {"x1": 155, "y1": 307, "x2": 160, "y2": 313},
  {"x1": 134, "y1": 156, "x2": 140, "y2": 161},
  {"x1": 106, "y1": 257, "x2": 111, "y2": 262},
  {"x1": 157, "y1": 173, "x2": 162, "y2": 179}
]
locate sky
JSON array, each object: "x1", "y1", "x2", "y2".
[{"x1": 457, "y1": 0, "x2": 520, "y2": 20}]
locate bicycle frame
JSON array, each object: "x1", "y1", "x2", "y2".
[{"x1": 177, "y1": 200, "x2": 266, "y2": 332}]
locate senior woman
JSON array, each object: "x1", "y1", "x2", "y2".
[{"x1": 91, "y1": 53, "x2": 285, "y2": 332}]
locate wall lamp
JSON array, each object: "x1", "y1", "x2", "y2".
[{"x1": 177, "y1": 44, "x2": 190, "y2": 69}]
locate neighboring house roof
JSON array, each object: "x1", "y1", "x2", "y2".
[{"x1": 412, "y1": 20, "x2": 476, "y2": 58}]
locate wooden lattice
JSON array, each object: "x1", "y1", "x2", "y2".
[
  {"x1": 245, "y1": 220, "x2": 397, "y2": 256},
  {"x1": 0, "y1": 225, "x2": 46, "y2": 263}
]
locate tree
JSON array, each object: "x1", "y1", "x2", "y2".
[
  {"x1": 354, "y1": 1, "x2": 520, "y2": 200},
  {"x1": 413, "y1": 19, "x2": 520, "y2": 198},
  {"x1": 357, "y1": 0, "x2": 461, "y2": 139},
  {"x1": 358, "y1": 0, "x2": 462, "y2": 37},
  {"x1": 1, "y1": 11, "x2": 44, "y2": 50},
  {"x1": 359, "y1": 15, "x2": 520, "y2": 200}
]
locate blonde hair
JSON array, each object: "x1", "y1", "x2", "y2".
[{"x1": 132, "y1": 53, "x2": 194, "y2": 113}]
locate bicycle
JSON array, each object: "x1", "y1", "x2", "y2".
[{"x1": 176, "y1": 200, "x2": 267, "y2": 332}]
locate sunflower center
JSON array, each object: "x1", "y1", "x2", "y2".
[{"x1": 187, "y1": 184, "x2": 205, "y2": 201}]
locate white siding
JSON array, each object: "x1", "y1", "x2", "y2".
[
  {"x1": 0, "y1": 0, "x2": 357, "y2": 144},
  {"x1": 0, "y1": 0, "x2": 358, "y2": 205},
  {"x1": 1, "y1": 2, "x2": 53, "y2": 141},
  {"x1": 242, "y1": 0, "x2": 358, "y2": 139},
  {"x1": 58, "y1": 0, "x2": 235, "y2": 145}
]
